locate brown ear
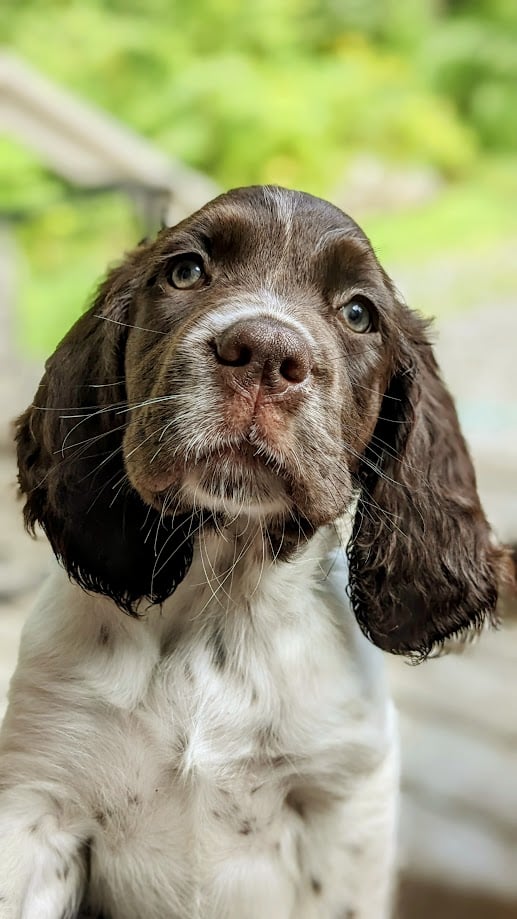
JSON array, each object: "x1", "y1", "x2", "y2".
[
  {"x1": 16, "y1": 247, "x2": 194, "y2": 613},
  {"x1": 347, "y1": 308, "x2": 506, "y2": 658}
]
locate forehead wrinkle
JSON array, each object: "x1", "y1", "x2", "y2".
[
  {"x1": 156, "y1": 229, "x2": 208, "y2": 260},
  {"x1": 262, "y1": 185, "x2": 296, "y2": 233},
  {"x1": 312, "y1": 230, "x2": 384, "y2": 290},
  {"x1": 313, "y1": 227, "x2": 368, "y2": 255}
]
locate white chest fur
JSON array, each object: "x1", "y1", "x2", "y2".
[{"x1": 8, "y1": 527, "x2": 395, "y2": 919}]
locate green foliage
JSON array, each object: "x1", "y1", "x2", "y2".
[
  {"x1": 1, "y1": 0, "x2": 487, "y2": 195},
  {"x1": 419, "y1": 17, "x2": 517, "y2": 152},
  {"x1": 14, "y1": 192, "x2": 138, "y2": 354},
  {"x1": 1, "y1": 0, "x2": 516, "y2": 352}
]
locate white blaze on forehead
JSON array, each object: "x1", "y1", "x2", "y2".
[
  {"x1": 260, "y1": 187, "x2": 299, "y2": 288},
  {"x1": 262, "y1": 186, "x2": 296, "y2": 235}
]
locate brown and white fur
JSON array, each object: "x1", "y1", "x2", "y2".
[{"x1": 0, "y1": 186, "x2": 506, "y2": 919}]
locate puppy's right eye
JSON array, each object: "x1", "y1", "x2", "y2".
[
  {"x1": 168, "y1": 255, "x2": 206, "y2": 290},
  {"x1": 339, "y1": 298, "x2": 374, "y2": 333}
]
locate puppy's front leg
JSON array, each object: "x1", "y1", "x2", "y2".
[
  {"x1": 0, "y1": 788, "x2": 88, "y2": 919},
  {"x1": 296, "y1": 743, "x2": 399, "y2": 919}
]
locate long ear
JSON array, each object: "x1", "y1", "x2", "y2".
[
  {"x1": 347, "y1": 308, "x2": 507, "y2": 658},
  {"x1": 16, "y1": 247, "x2": 194, "y2": 614}
]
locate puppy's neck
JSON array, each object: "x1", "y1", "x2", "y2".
[{"x1": 162, "y1": 517, "x2": 342, "y2": 624}]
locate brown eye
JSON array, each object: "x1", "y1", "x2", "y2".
[
  {"x1": 168, "y1": 255, "x2": 205, "y2": 289},
  {"x1": 340, "y1": 298, "x2": 373, "y2": 333}
]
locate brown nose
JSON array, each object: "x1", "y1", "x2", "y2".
[{"x1": 215, "y1": 317, "x2": 313, "y2": 395}]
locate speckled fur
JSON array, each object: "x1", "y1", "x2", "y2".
[{"x1": 0, "y1": 529, "x2": 397, "y2": 919}]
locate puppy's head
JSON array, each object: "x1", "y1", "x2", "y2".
[{"x1": 17, "y1": 185, "x2": 507, "y2": 655}]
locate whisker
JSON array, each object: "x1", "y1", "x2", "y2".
[
  {"x1": 94, "y1": 314, "x2": 167, "y2": 335},
  {"x1": 56, "y1": 422, "x2": 126, "y2": 455},
  {"x1": 151, "y1": 510, "x2": 201, "y2": 584}
]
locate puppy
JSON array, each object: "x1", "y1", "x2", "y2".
[{"x1": 0, "y1": 186, "x2": 505, "y2": 919}]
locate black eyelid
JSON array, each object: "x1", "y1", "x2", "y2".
[
  {"x1": 167, "y1": 251, "x2": 206, "y2": 267},
  {"x1": 343, "y1": 292, "x2": 376, "y2": 308}
]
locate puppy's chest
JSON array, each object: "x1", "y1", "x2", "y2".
[
  {"x1": 88, "y1": 589, "x2": 388, "y2": 902},
  {"x1": 139, "y1": 603, "x2": 372, "y2": 795}
]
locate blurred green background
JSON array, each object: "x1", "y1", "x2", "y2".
[{"x1": 1, "y1": 0, "x2": 517, "y2": 354}]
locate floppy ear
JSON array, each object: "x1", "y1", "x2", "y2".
[
  {"x1": 347, "y1": 307, "x2": 507, "y2": 658},
  {"x1": 16, "y1": 246, "x2": 194, "y2": 614}
]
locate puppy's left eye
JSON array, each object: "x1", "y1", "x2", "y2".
[
  {"x1": 168, "y1": 255, "x2": 206, "y2": 289},
  {"x1": 340, "y1": 298, "x2": 374, "y2": 333}
]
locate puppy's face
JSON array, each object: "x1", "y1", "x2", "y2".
[
  {"x1": 122, "y1": 187, "x2": 393, "y2": 526},
  {"x1": 16, "y1": 186, "x2": 507, "y2": 656}
]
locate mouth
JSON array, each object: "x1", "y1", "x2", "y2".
[
  {"x1": 181, "y1": 439, "x2": 292, "y2": 516},
  {"x1": 131, "y1": 436, "x2": 293, "y2": 518}
]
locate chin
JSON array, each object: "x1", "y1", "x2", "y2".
[{"x1": 179, "y1": 457, "x2": 292, "y2": 519}]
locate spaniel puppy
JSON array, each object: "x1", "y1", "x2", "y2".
[{"x1": 0, "y1": 186, "x2": 505, "y2": 919}]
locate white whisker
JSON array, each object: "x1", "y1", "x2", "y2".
[{"x1": 94, "y1": 314, "x2": 167, "y2": 335}]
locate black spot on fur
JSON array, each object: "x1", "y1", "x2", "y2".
[
  {"x1": 271, "y1": 754, "x2": 290, "y2": 769},
  {"x1": 82, "y1": 836, "x2": 93, "y2": 884},
  {"x1": 285, "y1": 791, "x2": 305, "y2": 818},
  {"x1": 311, "y1": 878, "x2": 322, "y2": 894},
  {"x1": 94, "y1": 809, "x2": 109, "y2": 828},
  {"x1": 239, "y1": 820, "x2": 252, "y2": 835},
  {"x1": 208, "y1": 626, "x2": 227, "y2": 670},
  {"x1": 98, "y1": 624, "x2": 110, "y2": 646}
]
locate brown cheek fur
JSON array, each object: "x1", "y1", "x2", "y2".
[{"x1": 14, "y1": 185, "x2": 510, "y2": 654}]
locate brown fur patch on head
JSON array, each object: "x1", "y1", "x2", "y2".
[{"x1": 15, "y1": 186, "x2": 506, "y2": 652}]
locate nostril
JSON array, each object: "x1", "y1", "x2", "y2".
[
  {"x1": 214, "y1": 336, "x2": 253, "y2": 367},
  {"x1": 235, "y1": 345, "x2": 252, "y2": 367},
  {"x1": 280, "y1": 356, "x2": 310, "y2": 384}
]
